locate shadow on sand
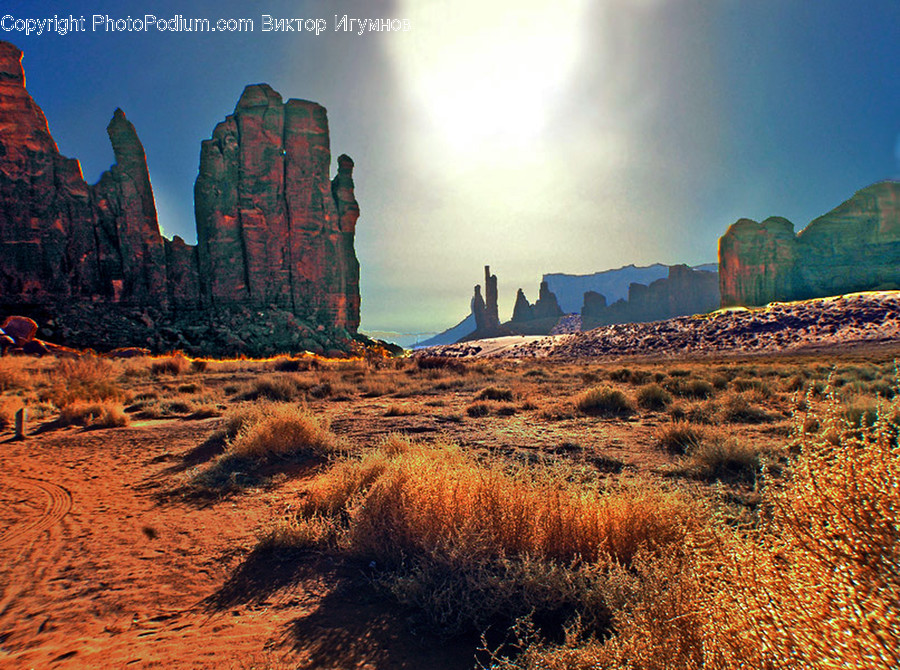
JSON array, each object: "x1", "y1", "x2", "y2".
[{"x1": 205, "y1": 546, "x2": 478, "y2": 670}]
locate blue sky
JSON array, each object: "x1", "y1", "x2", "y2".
[{"x1": 5, "y1": 0, "x2": 899, "y2": 336}]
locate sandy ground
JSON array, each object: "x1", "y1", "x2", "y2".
[{"x1": 0, "y1": 419, "x2": 474, "y2": 670}]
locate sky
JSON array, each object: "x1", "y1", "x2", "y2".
[{"x1": 4, "y1": 0, "x2": 900, "y2": 341}]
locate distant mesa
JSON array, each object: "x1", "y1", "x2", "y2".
[
  {"x1": 581, "y1": 264, "x2": 720, "y2": 330},
  {"x1": 719, "y1": 181, "x2": 900, "y2": 307},
  {"x1": 0, "y1": 40, "x2": 361, "y2": 356},
  {"x1": 441, "y1": 263, "x2": 719, "y2": 344}
]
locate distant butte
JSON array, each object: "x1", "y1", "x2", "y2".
[
  {"x1": 0, "y1": 40, "x2": 363, "y2": 355},
  {"x1": 719, "y1": 181, "x2": 900, "y2": 307}
]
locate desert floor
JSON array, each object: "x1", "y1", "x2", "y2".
[{"x1": 0, "y1": 342, "x2": 897, "y2": 668}]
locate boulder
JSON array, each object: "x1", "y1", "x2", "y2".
[{"x1": 1, "y1": 316, "x2": 38, "y2": 343}]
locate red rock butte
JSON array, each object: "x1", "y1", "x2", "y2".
[
  {"x1": 718, "y1": 181, "x2": 900, "y2": 307},
  {"x1": 0, "y1": 40, "x2": 361, "y2": 355}
]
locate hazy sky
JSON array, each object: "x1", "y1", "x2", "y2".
[{"x1": 6, "y1": 0, "x2": 900, "y2": 337}]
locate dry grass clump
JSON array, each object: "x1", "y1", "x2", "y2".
[
  {"x1": 269, "y1": 354, "x2": 319, "y2": 372},
  {"x1": 277, "y1": 438, "x2": 702, "y2": 636},
  {"x1": 497, "y1": 392, "x2": 900, "y2": 669},
  {"x1": 665, "y1": 377, "x2": 715, "y2": 399},
  {"x1": 384, "y1": 404, "x2": 417, "y2": 417},
  {"x1": 40, "y1": 356, "x2": 126, "y2": 407},
  {"x1": 0, "y1": 356, "x2": 40, "y2": 392},
  {"x1": 239, "y1": 374, "x2": 311, "y2": 402},
  {"x1": 466, "y1": 400, "x2": 492, "y2": 418},
  {"x1": 415, "y1": 356, "x2": 467, "y2": 373},
  {"x1": 58, "y1": 401, "x2": 129, "y2": 429},
  {"x1": 718, "y1": 391, "x2": 771, "y2": 423},
  {"x1": 227, "y1": 404, "x2": 337, "y2": 460},
  {"x1": 575, "y1": 386, "x2": 634, "y2": 418},
  {"x1": 731, "y1": 377, "x2": 773, "y2": 397},
  {"x1": 683, "y1": 437, "x2": 763, "y2": 482},
  {"x1": 475, "y1": 386, "x2": 514, "y2": 402},
  {"x1": 0, "y1": 396, "x2": 20, "y2": 429},
  {"x1": 654, "y1": 421, "x2": 706, "y2": 455},
  {"x1": 149, "y1": 354, "x2": 190, "y2": 376},
  {"x1": 636, "y1": 383, "x2": 672, "y2": 411}
]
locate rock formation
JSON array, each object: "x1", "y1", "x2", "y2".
[
  {"x1": 719, "y1": 181, "x2": 900, "y2": 307},
  {"x1": 508, "y1": 280, "x2": 564, "y2": 335},
  {"x1": 467, "y1": 266, "x2": 504, "y2": 339},
  {"x1": 0, "y1": 41, "x2": 362, "y2": 355},
  {"x1": 461, "y1": 267, "x2": 564, "y2": 341},
  {"x1": 581, "y1": 264, "x2": 719, "y2": 330}
]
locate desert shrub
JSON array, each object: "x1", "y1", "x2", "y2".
[
  {"x1": 0, "y1": 357, "x2": 39, "y2": 392},
  {"x1": 0, "y1": 396, "x2": 19, "y2": 430},
  {"x1": 150, "y1": 354, "x2": 189, "y2": 376},
  {"x1": 281, "y1": 439, "x2": 702, "y2": 637},
  {"x1": 710, "y1": 374, "x2": 729, "y2": 390},
  {"x1": 523, "y1": 368, "x2": 547, "y2": 378},
  {"x1": 189, "y1": 358, "x2": 208, "y2": 373},
  {"x1": 575, "y1": 386, "x2": 634, "y2": 418},
  {"x1": 239, "y1": 374, "x2": 309, "y2": 402},
  {"x1": 608, "y1": 367, "x2": 633, "y2": 383},
  {"x1": 667, "y1": 368, "x2": 690, "y2": 378},
  {"x1": 495, "y1": 402, "x2": 518, "y2": 416},
  {"x1": 665, "y1": 378, "x2": 714, "y2": 399},
  {"x1": 177, "y1": 382, "x2": 200, "y2": 394},
  {"x1": 40, "y1": 356, "x2": 125, "y2": 407},
  {"x1": 843, "y1": 396, "x2": 880, "y2": 429},
  {"x1": 870, "y1": 379, "x2": 895, "y2": 399},
  {"x1": 162, "y1": 399, "x2": 194, "y2": 414},
  {"x1": 719, "y1": 392, "x2": 771, "y2": 423},
  {"x1": 655, "y1": 421, "x2": 706, "y2": 455},
  {"x1": 58, "y1": 401, "x2": 128, "y2": 428},
  {"x1": 227, "y1": 404, "x2": 336, "y2": 460},
  {"x1": 684, "y1": 437, "x2": 762, "y2": 481},
  {"x1": 636, "y1": 383, "x2": 672, "y2": 411},
  {"x1": 384, "y1": 404, "x2": 417, "y2": 417},
  {"x1": 270, "y1": 355, "x2": 319, "y2": 372},
  {"x1": 186, "y1": 403, "x2": 222, "y2": 420},
  {"x1": 466, "y1": 401, "x2": 491, "y2": 418},
  {"x1": 476, "y1": 386, "x2": 514, "y2": 402},
  {"x1": 499, "y1": 394, "x2": 900, "y2": 669},
  {"x1": 732, "y1": 377, "x2": 772, "y2": 397},
  {"x1": 360, "y1": 378, "x2": 397, "y2": 397},
  {"x1": 415, "y1": 356, "x2": 466, "y2": 373}
]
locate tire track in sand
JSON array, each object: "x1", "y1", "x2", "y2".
[
  {"x1": 0, "y1": 475, "x2": 72, "y2": 623},
  {"x1": 0, "y1": 475, "x2": 72, "y2": 545}
]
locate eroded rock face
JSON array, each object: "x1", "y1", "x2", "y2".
[
  {"x1": 0, "y1": 41, "x2": 362, "y2": 353},
  {"x1": 719, "y1": 182, "x2": 900, "y2": 306},
  {"x1": 195, "y1": 86, "x2": 360, "y2": 331}
]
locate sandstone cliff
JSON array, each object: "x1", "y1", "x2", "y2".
[
  {"x1": 719, "y1": 181, "x2": 900, "y2": 307},
  {"x1": 0, "y1": 41, "x2": 361, "y2": 355}
]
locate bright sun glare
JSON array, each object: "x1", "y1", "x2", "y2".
[{"x1": 391, "y1": 0, "x2": 589, "y2": 153}]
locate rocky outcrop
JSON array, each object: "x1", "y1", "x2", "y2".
[
  {"x1": 719, "y1": 181, "x2": 900, "y2": 307},
  {"x1": 194, "y1": 86, "x2": 360, "y2": 330},
  {"x1": 508, "y1": 280, "x2": 564, "y2": 335},
  {"x1": 466, "y1": 266, "x2": 505, "y2": 340},
  {"x1": 581, "y1": 264, "x2": 719, "y2": 330},
  {"x1": 461, "y1": 267, "x2": 564, "y2": 341},
  {"x1": 0, "y1": 41, "x2": 362, "y2": 355}
]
